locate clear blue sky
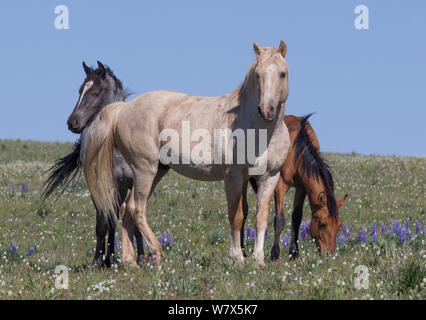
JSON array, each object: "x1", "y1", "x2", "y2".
[{"x1": 0, "y1": 0, "x2": 425, "y2": 156}]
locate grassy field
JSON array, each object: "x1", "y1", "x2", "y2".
[{"x1": 0, "y1": 139, "x2": 424, "y2": 300}]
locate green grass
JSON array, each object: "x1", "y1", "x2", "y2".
[{"x1": 0, "y1": 139, "x2": 424, "y2": 300}]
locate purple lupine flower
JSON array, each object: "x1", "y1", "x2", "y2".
[
  {"x1": 338, "y1": 235, "x2": 346, "y2": 245},
  {"x1": 393, "y1": 220, "x2": 401, "y2": 231},
  {"x1": 246, "y1": 227, "x2": 251, "y2": 241},
  {"x1": 282, "y1": 230, "x2": 290, "y2": 247},
  {"x1": 118, "y1": 242, "x2": 122, "y2": 251},
  {"x1": 133, "y1": 236, "x2": 137, "y2": 247},
  {"x1": 250, "y1": 228, "x2": 256, "y2": 241},
  {"x1": 371, "y1": 221, "x2": 377, "y2": 236},
  {"x1": 11, "y1": 184, "x2": 15, "y2": 192},
  {"x1": 388, "y1": 225, "x2": 393, "y2": 235},
  {"x1": 415, "y1": 221, "x2": 421, "y2": 234},
  {"x1": 358, "y1": 229, "x2": 367, "y2": 243},
  {"x1": 380, "y1": 223, "x2": 386, "y2": 234},
  {"x1": 166, "y1": 232, "x2": 173, "y2": 245},
  {"x1": 395, "y1": 225, "x2": 402, "y2": 238},
  {"x1": 300, "y1": 222, "x2": 306, "y2": 240},
  {"x1": 158, "y1": 233, "x2": 165, "y2": 245},
  {"x1": 11, "y1": 243, "x2": 17, "y2": 254},
  {"x1": 77, "y1": 179, "x2": 82, "y2": 188},
  {"x1": 27, "y1": 247, "x2": 34, "y2": 256},
  {"x1": 265, "y1": 228, "x2": 268, "y2": 238},
  {"x1": 343, "y1": 225, "x2": 350, "y2": 239},
  {"x1": 372, "y1": 233, "x2": 378, "y2": 244},
  {"x1": 404, "y1": 218, "x2": 410, "y2": 231},
  {"x1": 399, "y1": 229, "x2": 406, "y2": 244},
  {"x1": 305, "y1": 220, "x2": 311, "y2": 238},
  {"x1": 22, "y1": 183, "x2": 29, "y2": 192},
  {"x1": 66, "y1": 183, "x2": 70, "y2": 192},
  {"x1": 114, "y1": 233, "x2": 118, "y2": 250}
]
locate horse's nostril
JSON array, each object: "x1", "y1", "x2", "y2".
[{"x1": 268, "y1": 105, "x2": 274, "y2": 112}]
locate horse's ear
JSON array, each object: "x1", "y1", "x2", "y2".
[
  {"x1": 82, "y1": 61, "x2": 92, "y2": 76},
  {"x1": 253, "y1": 42, "x2": 264, "y2": 56},
  {"x1": 278, "y1": 40, "x2": 287, "y2": 57},
  {"x1": 97, "y1": 61, "x2": 106, "y2": 78},
  {"x1": 318, "y1": 192, "x2": 326, "y2": 207},
  {"x1": 337, "y1": 194, "x2": 349, "y2": 208}
]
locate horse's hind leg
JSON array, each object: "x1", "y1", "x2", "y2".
[
  {"x1": 122, "y1": 165, "x2": 169, "y2": 266},
  {"x1": 289, "y1": 186, "x2": 306, "y2": 259},
  {"x1": 121, "y1": 192, "x2": 139, "y2": 268},
  {"x1": 225, "y1": 172, "x2": 245, "y2": 263},
  {"x1": 127, "y1": 164, "x2": 168, "y2": 264},
  {"x1": 271, "y1": 177, "x2": 289, "y2": 261},
  {"x1": 93, "y1": 206, "x2": 107, "y2": 268}
]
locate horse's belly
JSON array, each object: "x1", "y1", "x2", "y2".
[{"x1": 169, "y1": 164, "x2": 224, "y2": 181}]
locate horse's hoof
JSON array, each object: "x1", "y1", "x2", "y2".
[
  {"x1": 91, "y1": 257, "x2": 104, "y2": 269},
  {"x1": 289, "y1": 249, "x2": 299, "y2": 260},
  {"x1": 104, "y1": 254, "x2": 119, "y2": 268},
  {"x1": 257, "y1": 260, "x2": 266, "y2": 268},
  {"x1": 270, "y1": 246, "x2": 280, "y2": 261},
  {"x1": 136, "y1": 255, "x2": 145, "y2": 264},
  {"x1": 252, "y1": 253, "x2": 266, "y2": 267}
]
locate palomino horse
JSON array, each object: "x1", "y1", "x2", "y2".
[
  {"x1": 42, "y1": 62, "x2": 145, "y2": 267},
  {"x1": 82, "y1": 41, "x2": 291, "y2": 266},
  {"x1": 247, "y1": 114, "x2": 348, "y2": 260}
]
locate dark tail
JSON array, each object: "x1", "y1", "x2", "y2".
[
  {"x1": 42, "y1": 139, "x2": 82, "y2": 200},
  {"x1": 249, "y1": 178, "x2": 258, "y2": 194}
]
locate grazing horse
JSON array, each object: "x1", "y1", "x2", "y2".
[
  {"x1": 248, "y1": 114, "x2": 348, "y2": 259},
  {"x1": 42, "y1": 61, "x2": 145, "y2": 267},
  {"x1": 82, "y1": 41, "x2": 291, "y2": 266}
]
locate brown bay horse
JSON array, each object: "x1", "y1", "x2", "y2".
[{"x1": 248, "y1": 114, "x2": 348, "y2": 259}]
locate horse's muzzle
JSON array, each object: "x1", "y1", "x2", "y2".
[
  {"x1": 258, "y1": 105, "x2": 275, "y2": 122},
  {"x1": 67, "y1": 118, "x2": 82, "y2": 133}
]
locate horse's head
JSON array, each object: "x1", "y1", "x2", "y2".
[
  {"x1": 252, "y1": 41, "x2": 289, "y2": 122},
  {"x1": 67, "y1": 61, "x2": 125, "y2": 133},
  {"x1": 310, "y1": 193, "x2": 348, "y2": 254}
]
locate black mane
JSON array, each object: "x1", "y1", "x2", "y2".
[
  {"x1": 42, "y1": 139, "x2": 81, "y2": 200},
  {"x1": 294, "y1": 114, "x2": 338, "y2": 219}
]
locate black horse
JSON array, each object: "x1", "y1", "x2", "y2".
[{"x1": 43, "y1": 61, "x2": 145, "y2": 267}]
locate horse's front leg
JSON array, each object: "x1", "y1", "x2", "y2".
[
  {"x1": 253, "y1": 172, "x2": 281, "y2": 267},
  {"x1": 224, "y1": 172, "x2": 246, "y2": 263},
  {"x1": 105, "y1": 217, "x2": 117, "y2": 268},
  {"x1": 271, "y1": 176, "x2": 289, "y2": 261},
  {"x1": 240, "y1": 182, "x2": 249, "y2": 257},
  {"x1": 105, "y1": 186, "x2": 128, "y2": 267},
  {"x1": 289, "y1": 186, "x2": 306, "y2": 259}
]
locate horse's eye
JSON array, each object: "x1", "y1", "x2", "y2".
[{"x1": 280, "y1": 72, "x2": 286, "y2": 79}]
